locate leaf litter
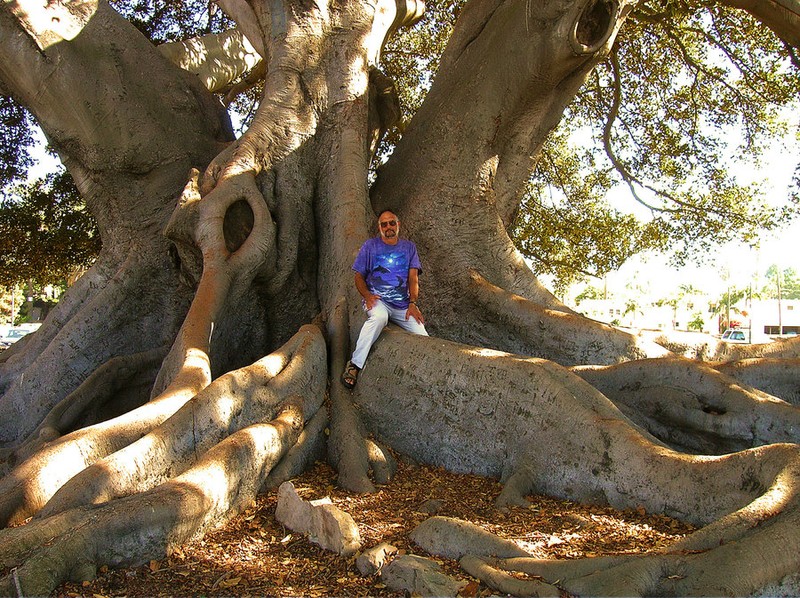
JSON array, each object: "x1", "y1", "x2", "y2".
[{"x1": 56, "y1": 458, "x2": 695, "y2": 597}]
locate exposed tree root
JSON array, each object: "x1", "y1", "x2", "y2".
[
  {"x1": 2, "y1": 1, "x2": 798, "y2": 597},
  {"x1": 37, "y1": 325, "x2": 326, "y2": 519},
  {"x1": 0, "y1": 193, "x2": 275, "y2": 526},
  {"x1": 326, "y1": 299, "x2": 397, "y2": 493},
  {"x1": 0, "y1": 403, "x2": 306, "y2": 597},
  {"x1": 353, "y1": 330, "x2": 774, "y2": 522},
  {"x1": 459, "y1": 554, "x2": 561, "y2": 597},
  {"x1": 466, "y1": 271, "x2": 671, "y2": 366},
  {"x1": 716, "y1": 335, "x2": 800, "y2": 361},
  {"x1": 263, "y1": 404, "x2": 329, "y2": 490},
  {"x1": 715, "y1": 357, "x2": 800, "y2": 405},
  {"x1": 572, "y1": 357, "x2": 800, "y2": 454},
  {"x1": 1, "y1": 347, "x2": 168, "y2": 470},
  {"x1": 0, "y1": 384, "x2": 199, "y2": 527},
  {"x1": 0, "y1": 253, "x2": 189, "y2": 447},
  {"x1": 349, "y1": 330, "x2": 800, "y2": 593},
  {"x1": 459, "y1": 446, "x2": 800, "y2": 596}
]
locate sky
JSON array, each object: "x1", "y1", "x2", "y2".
[{"x1": 569, "y1": 120, "x2": 800, "y2": 303}]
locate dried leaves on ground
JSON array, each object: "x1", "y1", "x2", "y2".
[{"x1": 56, "y1": 459, "x2": 695, "y2": 597}]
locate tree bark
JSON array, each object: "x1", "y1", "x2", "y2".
[{"x1": 1, "y1": 0, "x2": 799, "y2": 595}]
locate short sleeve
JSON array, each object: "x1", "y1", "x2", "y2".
[
  {"x1": 352, "y1": 239, "x2": 371, "y2": 276},
  {"x1": 408, "y1": 242, "x2": 422, "y2": 274}
]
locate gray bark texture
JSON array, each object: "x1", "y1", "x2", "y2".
[{"x1": 0, "y1": 0, "x2": 799, "y2": 595}]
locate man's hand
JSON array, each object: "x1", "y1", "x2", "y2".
[
  {"x1": 406, "y1": 303, "x2": 424, "y2": 324},
  {"x1": 365, "y1": 294, "x2": 380, "y2": 310},
  {"x1": 355, "y1": 273, "x2": 380, "y2": 311}
]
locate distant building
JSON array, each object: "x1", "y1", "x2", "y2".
[
  {"x1": 576, "y1": 299, "x2": 704, "y2": 332},
  {"x1": 743, "y1": 299, "x2": 800, "y2": 338},
  {"x1": 576, "y1": 296, "x2": 800, "y2": 341}
]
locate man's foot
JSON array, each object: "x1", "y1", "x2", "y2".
[{"x1": 341, "y1": 361, "x2": 360, "y2": 389}]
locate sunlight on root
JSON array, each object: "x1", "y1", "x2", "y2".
[
  {"x1": 254, "y1": 352, "x2": 291, "y2": 378},
  {"x1": 461, "y1": 347, "x2": 508, "y2": 358},
  {"x1": 37, "y1": 443, "x2": 95, "y2": 495},
  {"x1": 183, "y1": 348, "x2": 212, "y2": 379},
  {"x1": 177, "y1": 405, "x2": 303, "y2": 509},
  {"x1": 178, "y1": 433, "x2": 277, "y2": 508},
  {"x1": 460, "y1": 554, "x2": 561, "y2": 597}
]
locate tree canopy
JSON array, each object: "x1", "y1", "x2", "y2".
[
  {"x1": 0, "y1": 170, "x2": 99, "y2": 288},
  {"x1": 1, "y1": 0, "x2": 797, "y2": 291}
]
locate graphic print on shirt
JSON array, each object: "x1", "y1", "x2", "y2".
[{"x1": 367, "y1": 249, "x2": 410, "y2": 307}]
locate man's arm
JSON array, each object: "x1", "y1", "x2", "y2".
[
  {"x1": 406, "y1": 268, "x2": 424, "y2": 324},
  {"x1": 355, "y1": 272, "x2": 379, "y2": 310}
]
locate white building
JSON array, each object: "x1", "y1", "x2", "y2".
[
  {"x1": 575, "y1": 297, "x2": 800, "y2": 341},
  {"x1": 741, "y1": 299, "x2": 800, "y2": 338},
  {"x1": 576, "y1": 299, "x2": 706, "y2": 332}
]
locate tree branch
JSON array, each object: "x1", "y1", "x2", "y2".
[
  {"x1": 716, "y1": 0, "x2": 800, "y2": 49},
  {"x1": 158, "y1": 28, "x2": 264, "y2": 93}
]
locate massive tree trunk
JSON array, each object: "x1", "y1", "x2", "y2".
[{"x1": 1, "y1": 0, "x2": 799, "y2": 595}]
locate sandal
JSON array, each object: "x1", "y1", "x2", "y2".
[{"x1": 341, "y1": 361, "x2": 360, "y2": 389}]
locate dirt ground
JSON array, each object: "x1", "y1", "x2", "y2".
[{"x1": 56, "y1": 458, "x2": 696, "y2": 597}]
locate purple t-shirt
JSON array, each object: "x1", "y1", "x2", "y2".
[{"x1": 352, "y1": 237, "x2": 422, "y2": 309}]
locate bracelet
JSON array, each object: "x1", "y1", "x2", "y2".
[{"x1": 409, "y1": 301, "x2": 417, "y2": 305}]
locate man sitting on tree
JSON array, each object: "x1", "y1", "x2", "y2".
[{"x1": 342, "y1": 209, "x2": 427, "y2": 388}]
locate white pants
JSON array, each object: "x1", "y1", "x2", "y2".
[{"x1": 351, "y1": 300, "x2": 428, "y2": 368}]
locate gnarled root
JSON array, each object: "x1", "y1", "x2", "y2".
[
  {"x1": 460, "y1": 554, "x2": 561, "y2": 597},
  {"x1": 37, "y1": 325, "x2": 326, "y2": 519},
  {"x1": 0, "y1": 383, "x2": 199, "y2": 527},
  {"x1": 1, "y1": 347, "x2": 168, "y2": 470},
  {"x1": 0, "y1": 403, "x2": 306, "y2": 597},
  {"x1": 460, "y1": 445, "x2": 800, "y2": 596},
  {"x1": 0, "y1": 252, "x2": 190, "y2": 448},
  {"x1": 715, "y1": 357, "x2": 800, "y2": 405},
  {"x1": 572, "y1": 357, "x2": 800, "y2": 454},
  {"x1": 327, "y1": 299, "x2": 396, "y2": 493},
  {"x1": 0, "y1": 325, "x2": 324, "y2": 527},
  {"x1": 467, "y1": 270, "x2": 670, "y2": 366},
  {"x1": 353, "y1": 331, "x2": 800, "y2": 594},
  {"x1": 417, "y1": 450, "x2": 800, "y2": 596},
  {"x1": 718, "y1": 335, "x2": 800, "y2": 361}
]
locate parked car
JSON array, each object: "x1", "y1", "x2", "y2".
[
  {"x1": 0, "y1": 328, "x2": 30, "y2": 349},
  {"x1": 721, "y1": 328, "x2": 748, "y2": 343}
]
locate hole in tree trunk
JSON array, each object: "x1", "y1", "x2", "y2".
[
  {"x1": 223, "y1": 199, "x2": 255, "y2": 253},
  {"x1": 572, "y1": 0, "x2": 617, "y2": 54}
]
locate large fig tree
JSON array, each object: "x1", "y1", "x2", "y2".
[{"x1": 1, "y1": 0, "x2": 799, "y2": 595}]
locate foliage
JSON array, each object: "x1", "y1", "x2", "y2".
[
  {"x1": 0, "y1": 96, "x2": 34, "y2": 194},
  {"x1": 709, "y1": 286, "x2": 748, "y2": 318},
  {"x1": 108, "y1": 0, "x2": 230, "y2": 43},
  {"x1": 0, "y1": 286, "x2": 24, "y2": 325},
  {"x1": 517, "y1": 0, "x2": 800, "y2": 287},
  {"x1": 380, "y1": 0, "x2": 799, "y2": 290},
  {"x1": 0, "y1": 1, "x2": 225, "y2": 290},
  {"x1": 0, "y1": 171, "x2": 100, "y2": 288},
  {"x1": 761, "y1": 264, "x2": 800, "y2": 299},
  {"x1": 1, "y1": 0, "x2": 798, "y2": 293},
  {"x1": 575, "y1": 284, "x2": 606, "y2": 305},
  {"x1": 511, "y1": 128, "x2": 666, "y2": 290},
  {"x1": 688, "y1": 312, "x2": 705, "y2": 330}
]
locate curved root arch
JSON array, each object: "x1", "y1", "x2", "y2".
[
  {"x1": 573, "y1": 357, "x2": 800, "y2": 454},
  {"x1": 348, "y1": 330, "x2": 800, "y2": 594},
  {"x1": 0, "y1": 325, "x2": 328, "y2": 597}
]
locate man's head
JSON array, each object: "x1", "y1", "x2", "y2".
[{"x1": 377, "y1": 209, "x2": 400, "y2": 244}]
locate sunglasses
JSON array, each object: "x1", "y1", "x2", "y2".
[{"x1": 379, "y1": 220, "x2": 397, "y2": 228}]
